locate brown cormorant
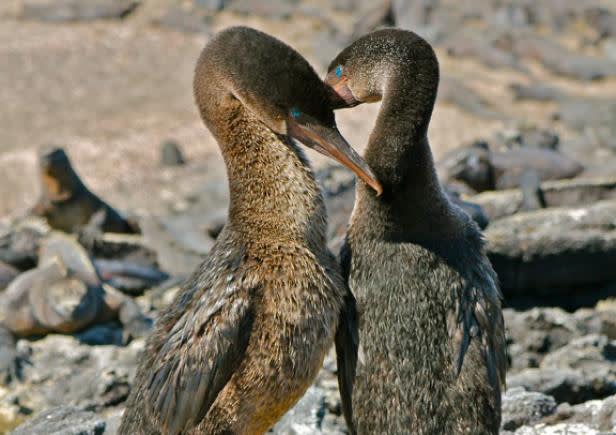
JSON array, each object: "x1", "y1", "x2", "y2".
[{"x1": 119, "y1": 26, "x2": 380, "y2": 435}]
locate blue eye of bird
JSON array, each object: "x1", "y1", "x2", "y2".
[
  {"x1": 290, "y1": 108, "x2": 301, "y2": 118},
  {"x1": 335, "y1": 65, "x2": 343, "y2": 78}
]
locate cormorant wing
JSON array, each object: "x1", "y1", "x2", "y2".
[
  {"x1": 450, "y1": 252, "x2": 507, "y2": 392},
  {"x1": 336, "y1": 241, "x2": 359, "y2": 435},
  {"x1": 145, "y1": 279, "x2": 254, "y2": 435}
]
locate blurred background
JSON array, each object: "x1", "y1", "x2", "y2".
[{"x1": 1, "y1": 0, "x2": 616, "y2": 434}]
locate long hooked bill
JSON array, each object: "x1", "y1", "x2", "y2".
[{"x1": 288, "y1": 117, "x2": 382, "y2": 195}]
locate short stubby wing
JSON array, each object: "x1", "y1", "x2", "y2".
[
  {"x1": 144, "y1": 278, "x2": 254, "y2": 435},
  {"x1": 450, "y1": 250, "x2": 507, "y2": 393},
  {"x1": 336, "y1": 241, "x2": 359, "y2": 435}
]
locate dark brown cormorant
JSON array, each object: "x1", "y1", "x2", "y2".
[{"x1": 327, "y1": 29, "x2": 507, "y2": 435}]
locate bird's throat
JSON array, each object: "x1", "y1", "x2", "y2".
[{"x1": 216, "y1": 107, "x2": 327, "y2": 246}]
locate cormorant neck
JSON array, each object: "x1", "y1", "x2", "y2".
[
  {"x1": 207, "y1": 99, "x2": 327, "y2": 248},
  {"x1": 353, "y1": 64, "x2": 452, "y2": 237}
]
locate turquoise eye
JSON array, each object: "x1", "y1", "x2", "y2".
[
  {"x1": 335, "y1": 65, "x2": 343, "y2": 78},
  {"x1": 290, "y1": 108, "x2": 301, "y2": 118}
]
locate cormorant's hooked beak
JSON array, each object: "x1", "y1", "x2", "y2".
[
  {"x1": 287, "y1": 117, "x2": 382, "y2": 196},
  {"x1": 324, "y1": 74, "x2": 360, "y2": 109}
]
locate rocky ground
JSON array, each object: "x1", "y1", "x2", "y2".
[{"x1": 1, "y1": 0, "x2": 616, "y2": 434}]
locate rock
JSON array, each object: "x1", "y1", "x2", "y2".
[
  {"x1": 93, "y1": 259, "x2": 168, "y2": 295},
  {"x1": 160, "y1": 140, "x2": 185, "y2": 166},
  {"x1": 39, "y1": 232, "x2": 99, "y2": 285},
  {"x1": 4, "y1": 334, "x2": 141, "y2": 415},
  {"x1": 493, "y1": 128, "x2": 560, "y2": 151},
  {"x1": 20, "y1": 0, "x2": 138, "y2": 22},
  {"x1": 444, "y1": 179, "x2": 478, "y2": 198},
  {"x1": 88, "y1": 232, "x2": 162, "y2": 294},
  {"x1": 504, "y1": 308, "x2": 583, "y2": 371},
  {"x1": 501, "y1": 387, "x2": 557, "y2": 431},
  {"x1": 604, "y1": 38, "x2": 616, "y2": 61},
  {"x1": 392, "y1": 0, "x2": 451, "y2": 44},
  {"x1": 485, "y1": 200, "x2": 616, "y2": 296},
  {"x1": 0, "y1": 217, "x2": 49, "y2": 271},
  {"x1": 139, "y1": 214, "x2": 210, "y2": 276},
  {"x1": 136, "y1": 276, "x2": 183, "y2": 312},
  {"x1": 193, "y1": 0, "x2": 228, "y2": 12},
  {"x1": 151, "y1": 6, "x2": 212, "y2": 34},
  {"x1": 592, "y1": 300, "x2": 616, "y2": 340},
  {"x1": 471, "y1": 177, "x2": 616, "y2": 221},
  {"x1": 506, "y1": 333, "x2": 616, "y2": 406},
  {"x1": 510, "y1": 83, "x2": 566, "y2": 102},
  {"x1": 556, "y1": 98, "x2": 616, "y2": 152},
  {"x1": 316, "y1": 165, "x2": 355, "y2": 198},
  {"x1": 542, "y1": 394, "x2": 616, "y2": 431},
  {"x1": 139, "y1": 181, "x2": 228, "y2": 276},
  {"x1": 117, "y1": 296, "x2": 152, "y2": 341},
  {"x1": 510, "y1": 33, "x2": 616, "y2": 81},
  {"x1": 271, "y1": 350, "x2": 346, "y2": 434},
  {"x1": 1, "y1": 232, "x2": 151, "y2": 338},
  {"x1": 541, "y1": 334, "x2": 616, "y2": 375},
  {"x1": 0, "y1": 325, "x2": 25, "y2": 385},
  {"x1": 0, "y1": 151, "x2": 39, "y2": 231},
  {"x1": 30, "y1": 148, "x2": 137, "y2": 235},
  {"x1": 438, "y1": 77, "x2": 504, "y2": 120},
  {"x1": 102, "y1": 408, "x2": 123, "y2": 435},
  {"x1": 507, "y1": 367, "x2": 616, "y2": 405},
  {"x1": 1, "y1": 260, "x2": 69, "y2": 337},
  {"x1": 314, "y1": 165, "x2": 358, "y2": 251},
  {"x1": 437, "y1": 141, "x2": 494, "y2": 193},
  {"x1": 10, "y1": 406, "x2": 105, "y2": 435},
  {"x1": 519, "y1": 170, "x2": 546, "y2": 211},
  {"x1": 437, "y1": 141, "x2": 582, "y2": 193},
  {"x1": 574, "y1": 309, "x2": 613, "y2": 340},
  {"x1": 587, "y1": 7, "x2": 616, "y2": 40},
  {"x1": 227, "y1": 0, "x2": 295, "y2": 20},
  {"x1": 556, "y1": 99, "x2": 616, "y2": 132},
  {"x1": 392, "y1": 0, "x2": 432, "y2": 29},
  {"x1": 350, "y1": 0, "x2": 393, "y2": 40},
  {"x1": 490, "y1": 148, "x2": 582, "y2": 190},
  {"x1": 330, "y1": 0, "x2": 355, "y2": 13},
  {"x1": 75, "y1": 323, "x2": 123, "y2": 346},
  {"x1": 532, "y1": 1, "x2": 615, "y2": 36},
  {"x1": 513, "y1": 422, "x2": 603, "y2": 434},
  {"x1": 9, "y1": 335, "x2": 347, "y2": 433},
  {"x1": 0, "y1": 403, "x2": 24, "y2": 435},
  {"x1": 86, "y1": 233, "x2": 160, "y2": 293},
  {"x1": 490, "y1": 4, "x2": 533, "y2": 28},
  {"x1": 443, "y1": 30, "x2": 525, "y2": 72},
  {"x1": 87, "y1": 232, "x2": 151, "y2": 259},
  {"x1": 0, "y1": 261, "x2": 19, "y2": 291},
  {"x1": 271, "y1": 386, "x2": 330, "y2": 434},
  {"x1": 524, "y1": 131, "x2": 560, "y2": 151}
]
